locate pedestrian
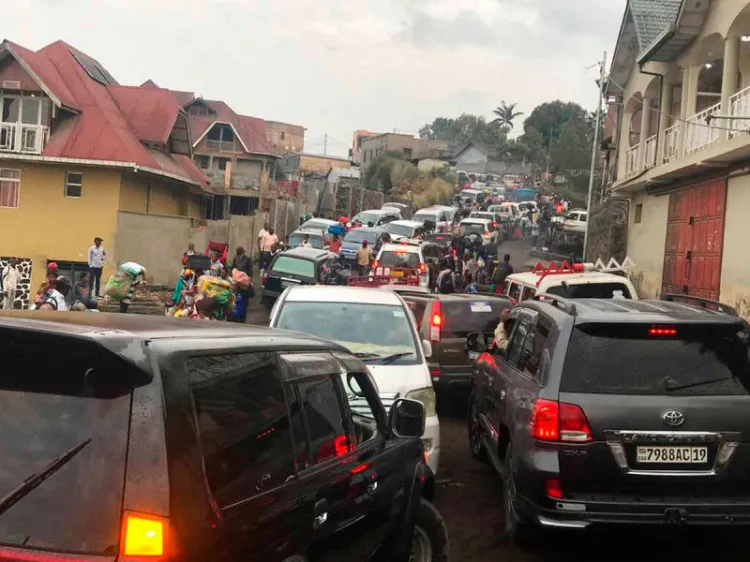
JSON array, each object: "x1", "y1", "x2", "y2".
[
  {"x1": 329, "y1": 234, "x2": 342, "y2": 254},
  {"x1": 257, "y1": 222, "x2": 269, "y2": 255},
  {"x1": 531, "y1": 221, "x2": 541, "y2": 248},
  {"x1": 356, "y1": 239, "x2": 372, "y2": 276},
  {"x1": 181, "y1": 242, "x2": 196, "y2": 266},
  {"x1": 87, "y1": 237, "x2": 107, "y2": 298},
  {"x1": 72, "y1": 271, "x2": 94, "y2": 307},
  {"x1": 491, "y1": 253, "x2": 514, "y2": 287},
  {"x1": 2, "y1": 258, "x2": 20, "y2": 310},
  {"x1": 463, "y1": 270, "x2": 479, "y2": 293},
  {"x1": 463, "y1": 253, "x2": 478, "y2": 280},
  {"x1": 230, "y1": 246, "x2": 253, "y2": 279},
  {"x1": 37, "y1": 276, "x2": 72, "y2": 311},
  {"x1": 208, "y1": 251, "x2": 224, "y2": 278},
  {"x1": 435, "y1": 258, "x2": 456, "y2": 294},
  {"x1": 119, "y1": 265, "x2": 146, "y2": 314},
  {"x1": 33, "y1": 264, "x2": 59, "y2": 308},
  {"x1": 260, "y1": 227, "x2": 279, "y2": 270},
  {"x1": 300, "y1": 234, "x2": 312, "y2": 248}
]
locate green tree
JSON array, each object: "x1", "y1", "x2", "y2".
[
  {"x1": 523, "y1": 100, "x2": 590, "y2": 147},
  {"x1": 418, "y1": 114, "x2": 509, "y2": 152},
  {"x1": 419, "y1": 117, "x2": 454, "y2": 140},
  {"x1": 550, "y1": 118, "x2": 592, "y2": 193},
  {"x1": 364, "y1": 150, "x2": 406, "y2": 193},
  {"x1": 492, "y1": 101, "x2": 523, "y2": 129}
]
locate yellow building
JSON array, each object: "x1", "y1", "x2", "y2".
[{"x1": 0, "y1": 39, "x2": 212, "y2": 308}]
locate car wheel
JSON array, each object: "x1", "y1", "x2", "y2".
[
  {"x1": 467, "y1": 391, "x2": 487, "y2": 462},
  {"x1": 502, "y1": 443, "x2": 536, "y2": 544},
  {"x1": 411, "y1": 499, "x2": 449, "y2": 562}
]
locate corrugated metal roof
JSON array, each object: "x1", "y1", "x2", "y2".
[
  {"x1": 630, "y1": 0, "x2": 682, "y2": 56},
  {"x1": 109, "y1": 85, "x2": 182, "y2": 144}
]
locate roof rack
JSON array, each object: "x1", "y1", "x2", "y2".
[
  {"x1": 532, "y1": 293, "x2": 577, "y2": 316},
  {"x1": 530, "y1": 260, "x2": 585, "y2": 287},
  {"x1": 661, "y1": 294, "x2": 738, "y2": 316}
]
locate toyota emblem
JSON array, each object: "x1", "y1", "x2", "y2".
[{"x1": 663, "y1": 411, "x2": 685, "y2": 427}]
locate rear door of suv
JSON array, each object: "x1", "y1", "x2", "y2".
[
  {"x1": 555, "y1": 321, "x2": 750, "y2": 502},
  {"x1": 265, "y1": 255, "x2": 318, "y2": 298}
]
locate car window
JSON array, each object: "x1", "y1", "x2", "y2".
[
  {"x1": 271, "y1": 256, "x2": 315, "y2": 278},
  {"x1": 188, "y1": 353, "x2": 295, "y2": 507},
  {"x1": 354, "y1": 212, "x2": 380, "y2": 225},
  {"x1": 379, "y1": 250, "x2": 420, "y2": 269},
  {"x1": 546, "y1": 282, "x2": 632, "y2": 299},
  {"x1": 441, "y1": 299, "x2": 510, "y2": 338},
  {"x1": 289, "y1": 232, "x2": 325, "y2": 249},
  {"x1": 508, "y1": 281, "x2": 522, "y2": 301},
  {"x1": 295, "y1": 376, "x2": 352, "y2": 464},
  {"x1": 387, "y1": 223, "x2": 416, "y2": 237},
  {"x1": 506, "y1": 318, "x2": 531, "y2": 368},
  {"x1": 517, "y1": 321, "x2": 549, "y2": 381},
  {"x1": 521, "y1": 286, "x2": 536, "y2": 301},
  {"x1": 344, "y1": 229, "x2": 379, "y2": 244}
]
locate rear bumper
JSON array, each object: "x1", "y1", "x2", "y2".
[
  {"x1": 519, "y1": 495, "x2": 750, "y2": 527},
  {"x1": 430, "y1": 368, "x2": 472, "y2": 390}
]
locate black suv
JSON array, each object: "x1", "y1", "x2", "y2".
[
  {"x1": 262, "y1": 247, "x2": 344, "y2": 308},
  {"x1": 0, "y1": 311, "x2": 448, "y2": 562},
  {"x1": 467, "y1": 294, "x2": 750, "y2": 540}
]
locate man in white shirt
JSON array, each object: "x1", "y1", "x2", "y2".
[
  {"x1": 260, "y1": 227, "x2": 279, "y2": 270},
  {"x1": 87, "y1": 236, "x2": 107, "y2": 297},
  {"x1": 2, "y1": 258, "x2": 20, "y2": 310}
]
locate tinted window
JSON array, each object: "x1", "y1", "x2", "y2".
[
  {"x1": 546, "y1": 282, "x2": 632, "y2": 299},
  {"x1": 379, "y1": 250, "x2": 420, "y2": 269},
  {"x1": 354, "y1": 212, "x2": 380, "y2": 225},
  {"x1": 271, "y1": 256, "x2": 315, "y2": 278},
  {"x1": 461, "y1": 222, "x2": 487, "y2": 235},
  {"x1": 188, "y1": 353, "x2": 295, "y2": 507},
  {"x1": 0, "y1": 331, "x2": 135, "y2": 554},
  {"x1": 561, "y1": 324, "x2": 750, "y2": 396},
  {"x1": 424, "y1": 233, "x2": 454, "y2": 246},
  {"x1": 289, "y1": 232, "x2": 325, "y2": 249},
  {"x1": 344, "y1": 229, "x2": 379, "y2": 244},
  {"x1": 413, "y1": 212, "x2": 439, "y2": 224},
  {"x1": 508, "y1": 282, "x2": 522, "y2": 301},
  {"x1": 521, "y1": 286, "x2": 536, "y2": 301},
  {"x1": 386, "y1": 223, "x2": 417, "y2": 237},
  {"x1": 422, "y1": 244, "x2": 439, "y2": 258},
  {"x1": 516, "y1": 321, "x2": 549, "y2": 381},
  {"x1": 296, "y1": 377, "x2": 350, "y2": 464},
  {"x1": 506, "y1": 318, "x2": 530, "y2": 367},
  {"x1": 442, "y1": 299, "x2": 510, "y2": 338}
]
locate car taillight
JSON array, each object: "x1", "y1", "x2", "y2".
[
  {"x1": 429, "y1": 301, "x2": 442, "y2": 343},
  {"x1": 372, "y1": 259, "x2": 379, "y2": 270},
  {"x1": 262, "y1": 272, "x2": 268, "y2": 285},
  {"x1": 530, "y1": 399, "x2": 593, "y2": 443},
  {"x1": 121, "y1": 512, "x2": 169, "y2": 560},
  {"x1": 546, "y1": 478, "x2": 564, "y2": 499},
  {"x1": 429, "y1": 367, "x2": 442, "y2": 377},
  {"x1": 419, "y1": 262, "x2": 427, "y2": 274},
  {"x1": 483, "y1": 231, "x2": 490, "y2": 236}
]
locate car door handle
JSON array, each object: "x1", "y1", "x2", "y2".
[{"x1": 313, "y1": 499, "x2": 328, "y2": 529}]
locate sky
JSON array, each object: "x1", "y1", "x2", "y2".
[{"x1": 8, "y1": 0, "x2": 627, "y2": 157}]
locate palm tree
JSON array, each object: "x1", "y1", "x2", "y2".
[{"x1": 492, "y1": 101, "x2": 524, "y2": 129}]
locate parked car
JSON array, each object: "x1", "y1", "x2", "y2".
[
  {"x1": 458, "y1": 218, "x2": 499, "y2": 248},
  {"x1": 373, "y1": 242, "x2": 430, "y2": 289},
  {"x1": 269, "y1": 286, "x2": 442, "y2": 475},
  {"x1": 398, "y1": 291, "x2": 513, "y2": 408},
  {"x1": 340, "y1": 226, "x2": 384, "y2": 267},
  {"x1": 300, "y1": 217, "x2": 339, "y2": 233},
  {"x1": 386, "y1": 220, "x2": 426, "y2": 241},
  {"x1": 423, "y1": 232, "x2": 456, "y2": 257},
  {"x1": 261, "y1": 247, "x2": 344, "y2": 307},
  {"x1": 563, "y1": 209, "x2": 588, "y2": 234},
  {"x1": 467, "y1": 294, "x2": 750, "y2": 542},
  {"x1": 351, "y1": 208, "x2": 401, "y2": 227},
  {"x1": 288, "y1": 228, "x2": 328, "y2": 249},
  {"x1": 0, "y1": 312, "x2": 449, "y2": 562}
]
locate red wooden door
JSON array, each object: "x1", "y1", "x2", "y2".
[{"x1": 661, "y1": 179, "x2": 726, "y2": 300}]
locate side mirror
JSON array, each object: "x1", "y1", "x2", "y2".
[
  {"x1": 388, "y1": 398, "x2": 426, "y2": 438},
  {"x1": 422, "y1": 340, "x2": 433, "y2": 359}
]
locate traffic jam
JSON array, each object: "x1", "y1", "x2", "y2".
[{"x1": 3, "y1": 178, "x2": 750, "y2": 562}]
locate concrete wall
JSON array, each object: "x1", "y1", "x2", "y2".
[
  {"x1": 720, "y1": 174, "x2": 750, "y2": 318},
  {"x1": 626, "y1": 191, "x2": 669, "y2": 298},
  {"x1": 266, "y1": 121, "x2": 305, "y2": 153},
  {"x1": 119, "y1": 171, "x2": 200, "y2": 217}
]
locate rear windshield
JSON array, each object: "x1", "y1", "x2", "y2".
[
  {"x1": 546, "y1": 282, "x2": 632, "y2": 299},
  {"x1": 442, "y1": 299, "x2": 510, "y2": 338},
  {"x1": 301, "y1": 219, "x2": 332, "y2": 231},
  {"x1": 561, "y1": 323, "x2": 750, "y2": 396},
  {"x1": 271, "y1": 255, "x2": 315, "y2": 278},
  {"x1": 461, "y1": 222, "x2": 487, "y2": 235},
  {"x1": 344, "y1": 230, "x2": 379, "y2": 244},
  {"x1": 0, "y1": 330, "x2": 138, "y2": 554},
  {"x1": 289, "y1": 232, "x2": 325, "y2": 249},
  {"x1": 386, "y1": 223, "x2": 416, "y2": 237},
  {"x1": 424, "y1": 233, "x2": 454, "y2": 245},
  {"x1": 380, "y1": 250, "x2": 420, "y2": 269},
  {"x1": 413, "y1": 212, "x2": 439, "y2": 224}
]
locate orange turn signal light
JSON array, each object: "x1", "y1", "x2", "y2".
[{"x1": 123, "y1": 514, "x2": 165, "y2": 557}]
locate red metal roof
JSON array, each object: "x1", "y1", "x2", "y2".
[{"x1": 1, "y1": 40, "x2": 210, "y2": 191}]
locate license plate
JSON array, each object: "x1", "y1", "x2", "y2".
[
  {"x1": 636, "y1": 446, "x2": 708, "y2": 464},
  {"x1": 391, "y1": 270, "x2": 404, "y2": 278},
  {"x1": 469, "y1": 351, "x2": 479, "y2": 360}
]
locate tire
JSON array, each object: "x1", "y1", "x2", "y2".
[
  {"x1": 501, "y1": 443, "x2": 537, "y2": 545},
  {"x1": 467, "y1": 391, "x2": 488, "y2": 463},
  {"x1": 411, "y1": 499, "x2": 449, "y2": 562}
]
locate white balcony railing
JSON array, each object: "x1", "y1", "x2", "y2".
[
  {"x1": 729, "y1": 84, "x2": 750, "y2": 137},
  {"x1": 624, "y1": 143, "x2": 641, "y2": 178},
  {"x1": 662, "y1": 123, "x2": 681, "y2": 164},
  {"x1": 684, "y1": 101, "x2": 721, "y2": 154},
  {"x1": 0, "y1": 122, "x2": 49, "y2": 154},
  {"x1": 644, "y1": 134, "x2": 657, "y2": 169}
]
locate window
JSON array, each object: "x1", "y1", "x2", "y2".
[
  {"x1": 517, "y1": 322, "x2": 549, "y2": 381},
  {"x1": 521, "y1": 286, "x2": 536, "y2": 301},
  {"x1": 216, "y1": 158, "x2": 229, "y2": 171},
  {"x1": 270, "y1": 256, "x2": 315, "y2": 278},
  {"x1": 280, "y1": 131, "x2": 286, "y2": 140},
  {"x1": 0, "y1": 168, "x2": 20, "y2": 208},
  {"x1": 506, "y1": 318, "x2": 530, "y2": 367},
  {"x1": 634, "y1": 203, "x2": 643, "y2": 224},
  {"x1": 187, "y1": 353, "x2": 295, "y2": 507},
  {"x1": 65, "y1": 172, "x2": 83, "y2": 198},
  {"x1": 196, "y1": 155, "x2": 210, "y2": 169},
  {"x1": 295, "y1": 376, "x2": 350, "y2": 465},
  {"x1": 508, "y1": 282, "x2": 521, "y2": 302},
  {"x1": 207, "y1": 124, "x2": 235, "y2": 142}
]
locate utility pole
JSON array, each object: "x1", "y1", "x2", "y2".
[
  {"x1": 583, "y1": 50, "x2": 607, "y2": 261},
  {"x1": 323, "y1": 133, "x2": 328, "y2": 155}
]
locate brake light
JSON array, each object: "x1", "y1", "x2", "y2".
[
  {"x1": 429, "y1": 301, "x2": 442, "y2": 343},
  {"x1": 419, "y1": 262, "x2": 427, "y2": 274},
  {"x1": 429, "y1": 367, "x2": 442, "y2": 376},
  {"x1": 530, "y1": 400, "x2": 593, "y2": 443},
  {"x1": 546, "y1": 478, "x2": 564, "y2": 499},
  {"x1": 436, "y1": 236, "x2": 444, "y2": 240},
  {"x1": 649, "y1": 326, "x2": 677, "y2": 336},
  {"x1": 262, "y1": 272, "x2": 268, "y2": 285},
  {"x1": 122, "y1": 513, "x2": 166, "y2": 558},
  {"x1": 372, "y1": 259, "x2": 379, "y2": 270},
  {"x1": 483, "y1": 231, "x2": 490, "y2": 236}
]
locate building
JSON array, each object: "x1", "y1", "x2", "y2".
[
  {"x1": 281, "y1": 152, "x2": 353, "y2": 179},
  {"x1": 351, "y1": 129, "x2": 379, "y2": 163},
  {"x1": 266, "y1": 121, "x2": 306, "y2": 153},
  {"x1": 605, "y1": 0, "x2": 750, "y2": 316},
  {"x1": 359, "y1": 133, "x2": 449, "y2": 174},
  {"x1": 453, "y1": 141, "x2": 490, "y2": 165},
  {"x1": 0, "y1": 40, "x2": 215, "y2": 307},
  {"x1": 142, "y1": 84, "x2": 281, "y2": 218}
]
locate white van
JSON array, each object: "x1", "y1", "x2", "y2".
[{"x1": 269, "y1": 285, "x2": 441, "y2": 474}]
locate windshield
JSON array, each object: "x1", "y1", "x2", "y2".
[
  {"x1": 546, "y1": 282, "x2": 632, "y2": 299},
  {"x1": 271, "y1": 256, "x2": 315, "y2": 278},
  {"x1": 276, "y1": 302, "x2": 419, "y2": 365},
  {"x1": 354, "y1": 212, "x2": 380, "y2": 225},
  {"x1": 379, "y1": 250, "x2": 420, "y2": 269},
  {"x1": 425, "y1": 233, "x2": 454, "y2": 245},
  {"x1": 561, "y1": 323, "x2": 750, "y2": 396},
  {"x1": 461, "y1": 222, "x2": 487, "y2": 235},
  {"x1": 344, "y1": 229, "x2": 379, "y2": 244},
  {"x1": 386, "y1": 223, "x2": 416, "y2": 237},
  {"x1": 0, "y1": 330, "x2": 136, "y2": 554},
  {"x1": 413, "y1": 212, "x2": 439, "y2": 224},
  {"x1": 289, "y1": 232, "x2": 325, "y2": 249}
]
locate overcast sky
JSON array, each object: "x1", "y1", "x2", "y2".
[{"x1": 10, "y1": 0, "x2": 626, "y2": 157}]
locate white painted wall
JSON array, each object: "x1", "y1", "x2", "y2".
[
  {"x1": 627, "y1": 191, "x2": 670, "y2": 298},
  {"x1": 720, "y1": 173, "x2": 750, "y2": 318}
]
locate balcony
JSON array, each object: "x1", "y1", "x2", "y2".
[
  {"x1": 205, "y1": 169, "x2": 261, "y2": 190},
  {"x1": 0, "y1": 122, "x2": 49, "y2": 154}
]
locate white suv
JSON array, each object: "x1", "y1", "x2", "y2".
[
  {"x1": 373, "y1": 242, "x2": 430, "y2": 288},
  {"x1": 269, "y1": 285, "x2": 441, "y2": 474}
]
